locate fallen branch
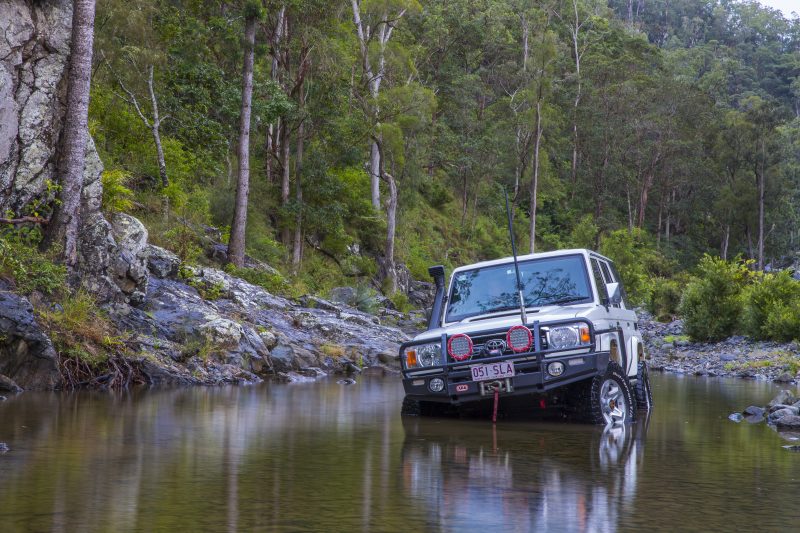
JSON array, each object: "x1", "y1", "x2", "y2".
[{"x1": 0, "y1": 216, "x2": 49, "y2": 225}]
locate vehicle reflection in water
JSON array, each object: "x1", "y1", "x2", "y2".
[{"x1": 401, "y1": 416, "x2": 650, "y2": 532}]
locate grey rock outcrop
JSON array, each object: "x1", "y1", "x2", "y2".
[{"x1": 0, "y1": 289, "x2": 61, "y2": 390}]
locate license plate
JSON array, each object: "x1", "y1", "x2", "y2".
[{"x1": 470, "y1": 362, "x2": 515, "y2": 382}]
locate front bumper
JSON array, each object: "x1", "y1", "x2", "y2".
[{"x1": 402, "y1": 349, "x2": 610, "y2": 405}]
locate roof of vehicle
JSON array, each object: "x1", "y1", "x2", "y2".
[{"x1": 450, "y1": 248, "x2": 611, "y2": 275}]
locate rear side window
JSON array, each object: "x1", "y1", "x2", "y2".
[{"x1": 591, "y1": 259, "x2": 608, "y2": 302}]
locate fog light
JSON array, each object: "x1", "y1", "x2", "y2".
[
  {"x1": 548, "y1": 362, "x2": 565, "y2": 377},
  {"x1": 429, "y1": 378, "x2": 445, "y2": 392}
]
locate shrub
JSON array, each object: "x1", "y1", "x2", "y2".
[
  {"x1": 101, "y1": 169, "x2": 134, "y2": 214},
  {"x1": 679, "y1": 255, "x2": 753, "y2": 341},
  {"x1": 647, "y1": 276, "x2": 684, "y2": 322},
  {"x1": 742, "y1": 271, "x2": 800, "y2": 341},
  {"x1": 0, "y1": 232, "x2": 66, "y2": 295}
]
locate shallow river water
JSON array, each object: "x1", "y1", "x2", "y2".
[{"x1": 0, "y1": 374, "x2": 798, "y2": 532}]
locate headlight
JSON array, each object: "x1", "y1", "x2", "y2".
[
  {"x1": 404, "y1": 343, "x2": 440, "y2": 368},
  {"x1": 547, "y1": 324, "x2": 591, "y2": 350}
]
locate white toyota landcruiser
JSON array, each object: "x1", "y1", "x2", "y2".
[{"x1": 400, "y1": 249, "x2": 653, "y2": 424}]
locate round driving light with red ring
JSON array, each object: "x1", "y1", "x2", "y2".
[
  {"x1": 447, "y1": 334, "x2": 473, "y2": 361},
  {"x1": 507, "y1": 325, "x2": 533, "y2": 353}
]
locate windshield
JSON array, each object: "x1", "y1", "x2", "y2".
[{"x1": 445, "y1": 254, "x2": 592, "y2": 322}]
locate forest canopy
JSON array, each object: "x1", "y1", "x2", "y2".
[{"x1": 88, "y1": 0, "x2": 800, "y2": 299}]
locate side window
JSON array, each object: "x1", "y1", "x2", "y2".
[
  {"x1": 591, "y1": 259, "x2": 608, "y2": 302},
  {"x1": 599, "y1": 261, "x2": 613, "y2": 284}
]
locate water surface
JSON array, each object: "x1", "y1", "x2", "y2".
[{"x1": 0, "y1": 375, "x2": 797, "y2": 532}]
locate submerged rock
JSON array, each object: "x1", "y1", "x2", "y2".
[
  {"x1": 774, "y1": 372, "x2": 794, "y2": 383},
  {"x1": 337, "y1": 378, "x2": 357, "y2": 385},
  {"x1": 743, "y1": 405, "x2": 765, "y2": 417},
  {"x1": 0, "y1": 443, "x2": 8, "y2": 453},
  {"x1": 728, "y1": 413, "x2": 743, "y2": 423}
]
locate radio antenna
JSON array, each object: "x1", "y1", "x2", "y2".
[{"x1": 504, "y1": 188, "x2": 527, "y2": 324}]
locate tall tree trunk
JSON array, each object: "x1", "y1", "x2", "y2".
[
  {"x1": 370, "y1": 140, "x2": 381, "y2": 209},
  {"x1": 570, "y1": 0, "x2": 583, "y2": 188},
  {"x1": 41, "y1": 0, "x2": 97, "y2": 268},
  {"x1": 721, "y1": 224, "x2": 730, "y2": 260},
  {"x1": 292, "y1": 95, "x2": 305, "y2": 271},
  {"x1": 384, "y1": 172, "x2": 398, "y2": 293},
  {"x1": 529, "y1": 100, "x2": 543, "y2": 253},
  {"x1": 265, "y1": 6, "x2": 285, "y2": 184},
  {"x1": 280, "y1": 121, "x2": 291, "y2": 245},
  {"x1": 757, "y1": 168, "x2": 765, "y2": 270},
  {"x1": 228, "y1": 14, "x2": 257, "y2": 267},
  {"x1": 147, "y1": 66, "x2": 168, "y2": 188}
]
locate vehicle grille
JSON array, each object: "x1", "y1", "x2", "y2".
[{"x1": 467, "y1": 330, "x2": 548, "y2": 359}]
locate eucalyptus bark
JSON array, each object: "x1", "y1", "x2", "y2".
[
  {"x1": 265, "y1": 6, "x2": 285, "y2": 183},
  {"x1": 228, "y1": 14, "x2": 257, "y2": 267},
  {"x1": 41, "y1": 0, "x2": 97, "y2": 267},
  {"x1": 280, "y1": 121, "x2": 291, "y2": 245}
]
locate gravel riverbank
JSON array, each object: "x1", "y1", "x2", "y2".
[{"x1": 639, "y1": 310, "x2": 800, "y2": 384}]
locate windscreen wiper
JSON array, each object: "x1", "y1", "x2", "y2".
[{"x1": 543, "y1": 295, "x2": 589, "y2": 306}]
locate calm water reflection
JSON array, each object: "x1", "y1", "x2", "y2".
[{"x1": 0, "y1": 375, "x2": 798, "y2": 532}]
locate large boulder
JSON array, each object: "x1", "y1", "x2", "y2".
[
  {"x1": 145, "y1": 244, "x2": 180, "y2": 278},
  {"x1": 0, "y1": 290, "x2": 61, "y2": 390},
  {"x1": 109, "y1": 213, "x2": 149, "y2": 303}
]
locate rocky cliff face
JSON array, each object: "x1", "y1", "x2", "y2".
[{"x1": 0, "y1": 0, "x2": 147, "y2": 303}]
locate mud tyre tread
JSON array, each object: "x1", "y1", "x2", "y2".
[
  {"x1": 634, "y1": 360, "x2": 654, "y2": 411},
  {"x1": 569, "y1": 361, "x2": 636, "y2": 425}
]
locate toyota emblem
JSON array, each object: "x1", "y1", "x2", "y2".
[{"x1": 485, "y1": 339, "x2": 506, "y2": 352}]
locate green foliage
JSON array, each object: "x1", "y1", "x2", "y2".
[
  {"x1": 389, "y1": 291, "x2": 412, "y2": 313},
  {"x1": 742, "y1": 271, "x2": 800, "y2": 341},
  {"x1": 599, "y1": 229, "x2": 670, "y2": 306},
  {"x1": 679, "y1": 256, "x2": 753, "y2": 341},
  {"x1": 101, "y1": 169, "x2": 134, "y2": 214},
  {"x1": 0, "y1": 232, "x2": 66, "y2": 295},
  {"x1": 647, "y1": 276, "x2": 685, "y2": 322}
]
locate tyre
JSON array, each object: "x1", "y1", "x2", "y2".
[
  {"x1": 401, "y1": 395, "x2": 421, "y2": 416},
  {"x1": 634, "y1": 360, "x2": 653, "y2": 411},
  {"x1": 569, "y1": 361, "x2": 635, "y2": 425}
]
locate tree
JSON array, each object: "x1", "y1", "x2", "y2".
[
  {"x1": 228, "y1": 2, "x2": 262, "y2": 267},
  {"x1": 41, "y1": 0, "x2": 97, "y2": 269}
]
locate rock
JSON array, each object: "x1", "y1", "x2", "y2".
[
  {"x1": 769, "y1": 408, "x2": 799, "y2": 422},
  {"x1": 329, "y1": 287, "x2": 357, "y2": 306},
  {"x1": 299, "y1": 295, "x2": 341, "y2": 312},
  {"x1": 337, "y1": 378, "x2": 357, "y2": 385},
  {"x1": 769, "y1": 390, "x2": 798, "y2": 408},
  {"x1": 377, "y1": 351, "x2": 400, "y2": 365},
  {"x1": 345, "y1": 361, "x2": 362, "y2": 374},
  {"x1": 361, "y1": 366, "x2": 386, "y2": 377},
  {"x1": 277, "y1": 371, "x2": 316, "y2": 383},
  {"x1": 299, "y1": 367, "x2": 327, "y2": 378},
  {"x1": 258, "y1": 329, "x2": 278, "y2": 350},
  {"x1": 774, "y1": 372, "x2": 795, "y2": 383},
  {"x1": 720, "y1": 354, "x2": 737, "y2": 362},
  {"x1": 728, "y1": 413, "x2": 743, "y2": 422},
  {"x1": 768, "y1": 403, "x2": 794, "y2": 414},
  {"x1": 0, "y1": 374, "x2": 22, "y2": 393},
  {"x1": 0, "y1": 291, "x2": 61, "y2": 390},
  {"x1": 109, "y1": 213, "x2": 149, "y2": 303},
  {"x1": 145, "y1": 245, "x2": 180, "y2": 278},
  {"x1": 776, "y1": 415, "x2": 800, "y2": 429},
  {"x1": 782, "y1": 445, "x2": 800, "y2": 452},
  {"x1": 0, "y1": 443, "x2": 8, "y2": 454},
  {"x1": 743, "y1": 405, "x2": 765, "y2": 417},
  {"x1": 0, "y1": 396, "x2": 6, "y2": 402},
  {"x1": 270, "y1": 345, "x2": 297, "y2": 373}
]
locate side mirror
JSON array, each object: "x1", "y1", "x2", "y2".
[{"x1": 606, "y1": 282, "x2": 622, "y2": 306}]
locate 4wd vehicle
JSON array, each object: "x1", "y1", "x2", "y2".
[{"x1": 400, "y1": 249, "x2": 653, "y2": 424}]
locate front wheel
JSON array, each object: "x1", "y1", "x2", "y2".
[{"x1": 570, "y1": 361, "x2": 635, "y2": 425}]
